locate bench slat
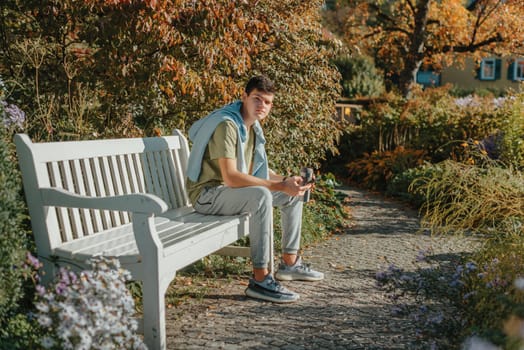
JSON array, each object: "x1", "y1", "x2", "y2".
[
  {"x1": 130, "y1": 153, "x2": 146, "y2": 193},
  {"x1": 156, "y1": 151, "x2": 175, "y2": 208},
  {"x1": 81, "y1": 158, "x2": 103, "y2": 232},
  {"x1": 71, "y1": 159, "x2": 95, "y2": 236},
  {"x1": 47, "y1": 162, "x2": 75, "y2": 242},
  {"x1": 148, "y1": 151, "x2": 168, "y2": 205},
  {"x1": 160, "y1": 150, "x2": 178, "y2": 208},
  {"x1": 61, "y1": 160, "x2": 84, "y2": 238},
  {"x1": 140, "y1": 152, "x2": 156, "y2": 202},
  {"x1": 29, "y1": 136, "x2": 183, "y2": 162},
  {"x1": 77, "y1": 159, "x2": 97, "y2": 235},
  {"x1": 90, "y1": 157, "x2": 112, "y2": 230},
  {"x1": 169, "y1": 149, "x2": 187, "y2": 208},
  {"x1": 108, "y1": 155, "x2": 130, "y2": 224},
  {"x1": 100, "y1": 156, "x2": 123, "y2": 227}
]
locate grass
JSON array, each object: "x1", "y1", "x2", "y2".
[{"x1": 385, "y1": 157, "x2": 524, "y2": 349}]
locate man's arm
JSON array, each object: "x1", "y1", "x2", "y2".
[{"x1": 218, "y1": 158, "x2": 310, "y2": 197}]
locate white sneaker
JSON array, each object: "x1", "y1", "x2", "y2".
[{"x1": 275, "y1": 256, "x2": 324, "y2": 281}]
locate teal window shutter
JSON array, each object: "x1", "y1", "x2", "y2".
[
  {"x1": 495, "y1": 59, "x2": 502, "y2": 80},
  {"x1": 508, "y1": 61, "x2": 515, "y2": 81}
]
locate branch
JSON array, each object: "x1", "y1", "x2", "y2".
[
  {"x1": 405, "y1": 0, "x2": 416, "y2": 15},
  {"x1": 383, "y1": 26, "x2": 412, "y2": 37},
  {"x1": 471, "y1": 0, "x2": 506, "y2": 40},
  {"x1": 435, "y1": 33, "x2": 503, "y2": 54}
]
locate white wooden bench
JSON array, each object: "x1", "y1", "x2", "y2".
[{"x1": 14, "y1": 130, "x2": 261, "y2": 350}]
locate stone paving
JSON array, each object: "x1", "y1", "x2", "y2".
[{"x1": 165, "y1": 187, "x2": 478, "y2": 349}]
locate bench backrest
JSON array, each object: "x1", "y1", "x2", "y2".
[{"x1": 15, "y1": 130, "x2": 191, "y2": 253}]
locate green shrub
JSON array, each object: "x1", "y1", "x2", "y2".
[
  {"x1": 458, "y1": 236, "x2": 524, "y2": 348},
  {"x1": 386, "y1": 162, "x2": 442, "y2": 208},
  {"x1": 498, "y1": 92, "x2": 524, "y2": 170},
  {"x1": 334, "y1": 87, "x2": 518, "y2": 166},
  {"x1": 332, "y1": 54, "x2": 385, "y2": 98},
  {"x1": 0, "y1": 126, "x2": 32, "y2": 344},
  {"x1": 346, "y1": 146, "x2": 427, "y2": 191},
  {"x1": 0, "y1": 313, "x2": 42, "y2": 350}
]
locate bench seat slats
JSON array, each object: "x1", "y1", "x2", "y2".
[{"x1": 54, "y1": 210, "x2": 249, "y2": 265}]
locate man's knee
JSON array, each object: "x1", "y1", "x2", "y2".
[{"x1": 248, "y1": 186, "x2": 272, "y2": 208}]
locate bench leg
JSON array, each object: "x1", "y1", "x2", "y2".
[
  {"x1": 142, "y1": 276, "x2": 170, "y2": 350},
  {"x1": 132, "y1": 213, "x2": 169, "y2": 350}
]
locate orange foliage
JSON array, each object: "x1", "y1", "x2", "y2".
[{"x1": 326, "y1": 0, "x2": 524, "y2": 95}]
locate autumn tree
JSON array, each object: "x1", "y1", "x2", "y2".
[
  {"x1": 323, "y1": 0, "x2": 524, "y2": 96},
  {"x1": 0, "y1": 0, "x2": 341, "y2": 170}
]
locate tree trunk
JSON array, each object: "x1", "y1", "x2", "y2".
[{"x1": 398, "y1": 0, "x2": 432, "y2": 98}]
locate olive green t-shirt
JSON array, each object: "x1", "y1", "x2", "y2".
[{"x1": 186, "y1": 120, "x2": 255, "y2": 205}]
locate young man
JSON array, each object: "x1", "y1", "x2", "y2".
[{"x1": 186, "y1": 75, "x2": 324, "y2": 303}]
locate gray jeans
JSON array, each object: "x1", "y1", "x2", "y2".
[{"x1": 193, "y1": 185, "x2": 303, "y2": 269}]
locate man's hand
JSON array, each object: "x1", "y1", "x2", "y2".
[{"x1": 281, "y1": 176, "x2": 312, "y2": 197}]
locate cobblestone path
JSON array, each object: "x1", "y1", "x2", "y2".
[{"x1": 165, "y1": 187, "x2": 477, "y2": 349}]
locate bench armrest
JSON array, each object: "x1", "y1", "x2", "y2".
[{"x1": 40, "y1": 188, "x2": 169, "y2": 214}]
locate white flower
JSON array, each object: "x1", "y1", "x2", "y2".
[
  {"x1": 34, "y1": 256, "x2": 146, "y2": 349},
  {"x1": 41, "y1": 336, "x2": 56, "y2": 349},
  {"x1": 462, "y1": 336, "x2": 500, "y2": 350},
  {"x1": 514, "y1": 277, "x2": 524, "y2": 290},
  {"x1": 35, "y1": 301, "x2": 50, "y2": 313},
  {"x1": 37, "y1": 314, "x2": 53, "y2": 327},
  {"x1": 492, "y1": 97, "x2": 507, "y2": 109},
  {"x1": 455, "y1": 96, "x2": 479, "y2": 108}
]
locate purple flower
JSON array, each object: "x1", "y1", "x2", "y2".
[
  {"x1": 1, "y1": 100, "x2": 25, "y2": 129},
  {"x1": 449, "y1": 278, "x2": 464, "y2": 288},
  {"x1": 416, "y1": 249, "x2": 428, "y2": 262},
  {"x1": 463, "y1": 291, "x2": 477, "y2": 300},
  {"x1": 465, "y1": 262, "x2": 477, "y2": 272},
  {"x1": 26, "y1": 252, "x2": 41, "y2": 269},
  {"x1": 36, "y1": 284, "x2": 46, "y2": 296},
  {"x1": 55, "y1": 282, "x2": 68, "y2": 296},
  {"x1": 429, "y1": 312, "x2": 443, "y2": 325},
  {"x1": 58, "y1": 267, "x2": 71, "y2": 285},
  {"x1": 387, "y1": 263, "x2": 401, "y2": 274},
  {"x1": 375, "y1": 270, "x2": 387, "y2": 281}
]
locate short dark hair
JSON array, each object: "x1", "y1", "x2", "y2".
[{"x1": 245, "y1": 75, "x2": 276, "y2": 95}]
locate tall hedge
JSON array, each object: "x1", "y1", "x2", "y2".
[
  {"x1": 0, "y1": 125, "x2": 29, "y2": 341},
  {"x1": 0, "y1": 0, "x2": 342, "y2": 172}
]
